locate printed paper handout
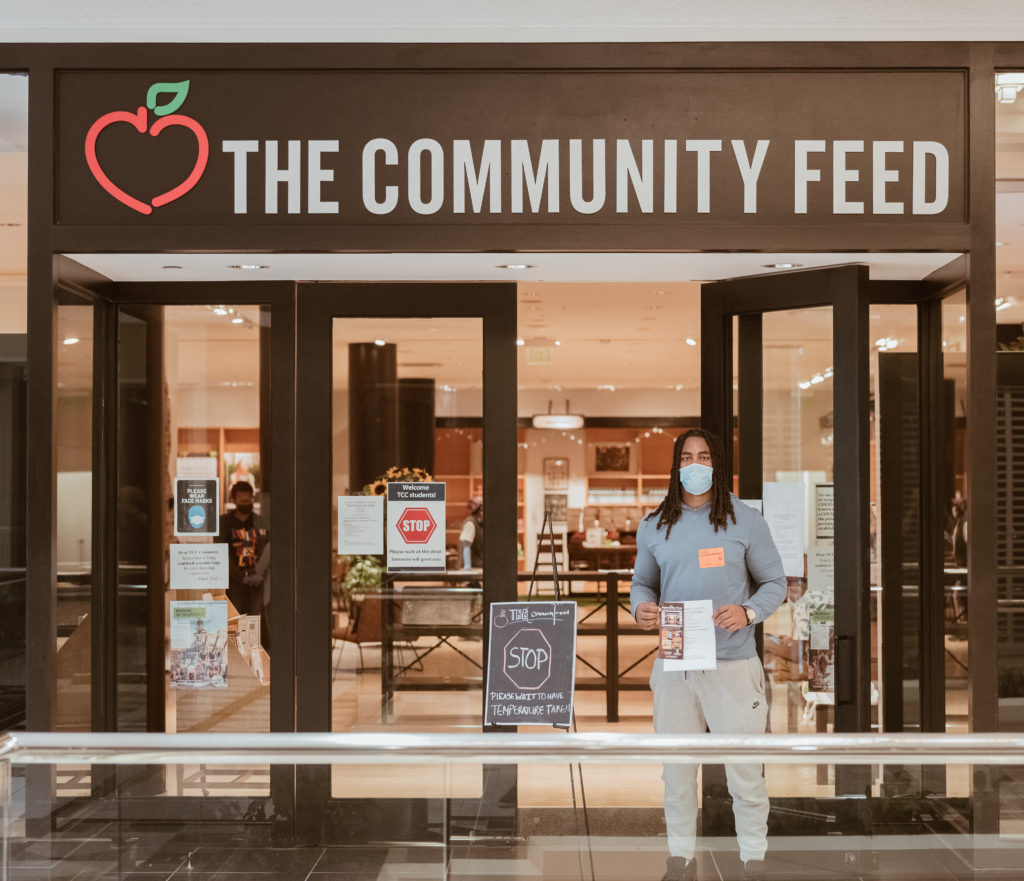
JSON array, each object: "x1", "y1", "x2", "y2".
[
  {"x1": 169, "y1": 601, "x2": 229, "y2": 688},
  {"x1": 659, "y1": 600, "x2": 717, "y2": 671}
]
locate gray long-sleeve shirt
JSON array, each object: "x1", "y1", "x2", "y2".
[{"x1": 630, "y1": 495, "x2": 787, "y2": 662}]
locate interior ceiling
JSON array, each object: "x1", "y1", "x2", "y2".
[{"x1": 2, "y1": 0, "x2": 1023, "y2": 42}]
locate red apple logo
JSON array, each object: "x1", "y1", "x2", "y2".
[{"x1": 85, "y1": 80, "x2": 209, "y2": 215}]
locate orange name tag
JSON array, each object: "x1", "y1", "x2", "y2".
[{"x1": 699, "y1": 547, "x2": 725, "y2": 568}]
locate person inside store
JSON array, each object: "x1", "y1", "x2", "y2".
[
  {"x1": 763, "y1": 576, "x2": 809, "y2": 684},
  {"x1": 459, "y1": 496, "x2": 484, "y2": 569},
  {"x1": 948, "y1": 493, "x2": 968, "y2": 569},
  {"x1": 219, "y1": 480, "x2": 270, "y2": 649},
  {"x1": 631, "y1": 428, "x2": 786, "y2": 881}
]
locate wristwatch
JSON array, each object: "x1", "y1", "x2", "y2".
[{"x1": 742, "y1": 605, "x2": 756, "y2": 626}]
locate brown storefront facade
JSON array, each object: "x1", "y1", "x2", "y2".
[{"x1": 3, "y1": 40, "x2": 1022, "y2": 841}]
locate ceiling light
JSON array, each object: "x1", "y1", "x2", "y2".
[
  {"x1": 213, "y1": 306, "x2": 228, "y2": 315},
  {"x1": 761, "y1": 263, "x2": 803, "y2": 270},
  {"x1": 533, "y1": 413, "x2": 584, "y2": 429},
  {"x1": 231, "y1": 317, "x2": 244, "y2": 324},
  {"x1": 496, "y1": 263, "x2": 535, "y2": 270},
  {"x1": 554, "y1": 339, "x2": 562, "y2": 346},
  {"x1": 62, "y1": 337, "x2": 79, "y2": 346},
  {"x1": 799, "y1": 380, "x2": 812, "y2": 390},
  {"x1": 516, "y1": 338, "x2": 525, "y2": 346},
  {"x1": 685, "y1": 338, "x2": 697, "y2": 346},
  {"x1": 162, "y1": 265, "x2": 182, "y2": 270},
  {"x1": 532, "y1": 399, "x2": 584, "y2": 430},
  {"x1": 811, "y1": 374, "x2": 824, "y2": 384},
  {"x1": 374, "y1": 339, "x2": 386, "y2": 346},
  {"x1": 226, "y1": 264, "x2": 270, "y2": 270},
  {"x1": 996, "y1": 73, "x2": 1024, "y2": 104}
]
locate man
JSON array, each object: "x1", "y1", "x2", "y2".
[
  {"x1": 631, "y1": 429, "x2": 786, "y2": 881},
  {"x1": 219, "y1": 480, "x2": 270, "y2": 647},
  {"x1": 460, "y1": 496, "x2": 483, "y2": 569}
]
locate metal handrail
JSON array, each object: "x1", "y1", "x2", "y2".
[{"x1": 3, "y1": 731, "x2": 1024, "y2": 766}]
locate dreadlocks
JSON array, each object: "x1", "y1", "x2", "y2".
[{"x1": 647, "y1": 428, "x2": 736, "y2": 537}]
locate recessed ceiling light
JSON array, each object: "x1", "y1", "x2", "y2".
[
  {"x1": 213, "y1": 306, "x2": 228, "y2": 315},
  {"x1": 231, "y1": 317, "x2": 244, "y2": 324},
  {"x1": 685, "y1": 338, "x2": 697, "y2": 346},
  {"x1": 496, "y1": 263, "x2": 535, "y2": 270},
  {"x1": 761, "y1": 263, "x2": 803, "y2": 269},
  {"x1": 227, "y1": 264, "x2": 270, "y2": 270},
  {"x1": 62, "y1": 337, "x2": 79, "y2": 346},
  {"x1": 374, "y1": 339, "x2": 386, "y2": 346},
  {"x1": 516, "y1": 338, "x2": 525, "y2": 346},
  {"x1": 554, "y1": 339, "x2": 562, "y2": 346}
]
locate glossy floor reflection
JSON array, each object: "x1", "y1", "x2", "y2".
[{"x1": 9, "y1": 830, "x2": 1024, "y2": 881}]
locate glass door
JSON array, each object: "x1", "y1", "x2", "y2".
[
  {"x1": 294, "y1": 282, "x2": 517, "y2": 845},
  {"x1": 700, "y1": 266, "x2": 872, "y2": 834},
  {"x1": 700, "y1": 263, "x2": 971, "y2": 835}
]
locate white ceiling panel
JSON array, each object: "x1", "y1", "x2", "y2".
[{"x1": 2, "y1": 0, "x2": 1024, "y2": 42}]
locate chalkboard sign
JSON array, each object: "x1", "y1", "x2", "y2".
[{"x1": 485, "y1": 601, "x2": 577, "y2": 727}]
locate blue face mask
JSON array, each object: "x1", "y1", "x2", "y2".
[{"x1": 679, "y1": 463, "x2": 714, "y2": 495}]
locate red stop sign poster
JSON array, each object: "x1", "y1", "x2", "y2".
[{"x1": 386, "y1": 482, "x2": 446, "y2": 572}]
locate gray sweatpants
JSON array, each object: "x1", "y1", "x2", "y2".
[{"x1": 651, "y1": 656, "x2": 770, "y2": 863}]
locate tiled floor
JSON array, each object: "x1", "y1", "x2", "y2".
[{"x1": 9, "y1": 828, "x2": 1024, "y2": 881}]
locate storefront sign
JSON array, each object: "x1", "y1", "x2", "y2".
[
  {"x1": 57, "y1": 71, "x2": 966, "y2": 229},
  {"x1": 169, "y1": 544, "x2": 228, "y2": 591},
  {"x1": 386, "y1": 482, "x2": 446, "y2": 572},
  {"x1": 174, "y1": 478, "x2": 219, "y2": 537},
  {"x1": 485, "y1": 601, "x2": 577, "y2": 727}
]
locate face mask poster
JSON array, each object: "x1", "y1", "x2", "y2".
[{"x1": 175, "y1": 477, "x2": 219, "y2": 536}]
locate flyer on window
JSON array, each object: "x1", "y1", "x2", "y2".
[{"x1": 169, "y1": 600, "x2": 229, "y2": 688}]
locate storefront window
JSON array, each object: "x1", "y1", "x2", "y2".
[
  {"x1": 1, "y1": 72, "x2": 27, "y2": 731},
  {"x1": 995, "y1": 76, "x2": 1024, "y2": 733},
  {"x1": 940, "y1": 294, "x2": 967, "y2": 734},
  {"x1": 114, "y1": 303, "x2": 268, "y2": 792},
  {"x1": 55, "y1": 300, "x2": 93, "y2": 731},
  {"x1": 330, "y1": 317, "x2": 483, "y2": 733},
  {"x1": 868, "y1": 305, "x2": 921, "y2": 733}
]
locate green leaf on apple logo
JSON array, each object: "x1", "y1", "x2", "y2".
[{"x1": 146, "y1": 81, "x2": 191, "y2": 117}]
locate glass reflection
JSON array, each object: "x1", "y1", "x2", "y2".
[{"x1": 55, "y1": 302, "x2": 93, "y2": 731}]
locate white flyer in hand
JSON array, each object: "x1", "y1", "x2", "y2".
[{"x1": 661, "y1": 599, "x2": 717, "y2": 671}]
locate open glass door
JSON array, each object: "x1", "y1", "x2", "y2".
[
  {"x1": 700, "y1": 265, "x2": 873, "y2": 833},
  {"x1": 700, "y1": 262, "x2": 971, "y2": 836}
]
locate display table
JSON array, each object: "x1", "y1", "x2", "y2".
[{"x1": 571, "y1": 543, "x2": 637, "y2": 571}]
